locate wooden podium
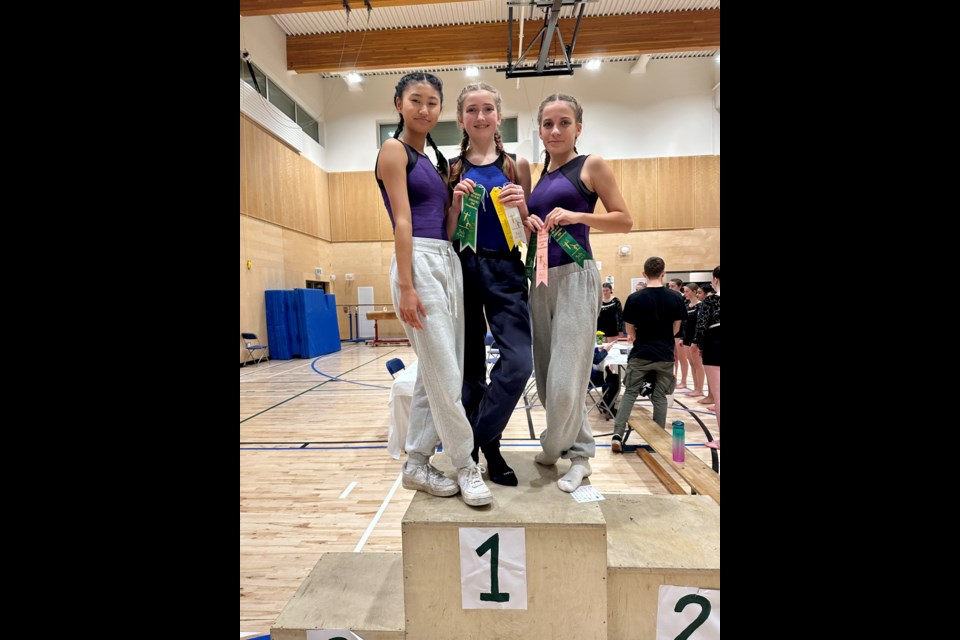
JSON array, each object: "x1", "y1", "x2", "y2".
[
  {"x1": 272, "y1": 452, "x2": 720, "y2": 638},
  {"x1": 402, "y1": 452, "x2": 609, "y2": 639},
  {"x1": 365, "y1": 310, "x2": 410, "y2": 346}
]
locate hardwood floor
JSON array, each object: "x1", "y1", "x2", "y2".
[{"x1": 239, "y1": 343, "x2": 718, "y2": 635}]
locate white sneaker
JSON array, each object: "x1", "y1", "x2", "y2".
[
  {"x1": 458, "y1": 465, "x2": 493, "y2": 506},
  {"x1": 402, "y1": 462, "x2": 460, "y2": 497}
]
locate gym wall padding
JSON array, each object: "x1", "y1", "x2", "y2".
[
  {"x1": 295, "y1": 288, "x2": 341, "y2": 357},
  {"x1": 265, "y1": 289, "x2": 341, "y2": 359}
]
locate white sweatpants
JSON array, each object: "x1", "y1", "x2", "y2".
[{"x1": 391, "y1": 237, "x2": 475, "y2": 469}]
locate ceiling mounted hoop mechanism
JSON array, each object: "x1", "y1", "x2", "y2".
[{"x1": 498, "y1": 0, "x2": 598, "y2": 78}]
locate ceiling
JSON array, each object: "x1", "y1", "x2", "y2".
[{"x1": 239, "y1": 0, "x2": 720, "y2": 77}]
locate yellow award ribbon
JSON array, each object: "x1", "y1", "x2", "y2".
[{"x1": 488, "y1": 186, "x2": 516, "y2": 249}]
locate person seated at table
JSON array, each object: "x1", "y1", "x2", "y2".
[{"x1": 590, "y1": 342, "x2": 620, "y2": 419}]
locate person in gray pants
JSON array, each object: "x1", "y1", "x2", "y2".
[{"x1": 612, "y1": 257, "x2": 688, "y2": 451}]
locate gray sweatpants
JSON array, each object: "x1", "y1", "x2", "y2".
[
  {"x1": 614, "y1": 359, "x2": 676, "y2": 433},
  {"x1": 390, "y1": 237, "x2": 475, "y2": 469},
  {"x1": 529, "y1": 260, "x2": 602, "y2": 460}
]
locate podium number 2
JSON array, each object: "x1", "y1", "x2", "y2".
[
  {"x1": 475, "y1": 533, "x2": 509, "y2": 602},
  {"x1": 656, "y1": 585, "x2": 718, "y2": 640},
  {"x1": 673, "y1": 594, "x2": 710, "y2": 640}
]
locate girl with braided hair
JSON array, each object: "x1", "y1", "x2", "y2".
[
  {"x1": 447, "y1": 82, "x2": 533, "y2": 487},
  {"x1": 524, "y1": 94, "x2": 632, "y2": 492},
  {"x1": 375, "y1": 73, "x2": 492, "y2": 507}
]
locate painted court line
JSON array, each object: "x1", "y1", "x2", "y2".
[{"x1": 354, "y1": 472, "x2": 402, "y2": 552}]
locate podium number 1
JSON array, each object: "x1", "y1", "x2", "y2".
[
  {"x1": 459, "y1": 527, "x2": 526, "y2": 609},
  {"x1": 475, "y1": 533, "x2": 509, "y2": 602}
]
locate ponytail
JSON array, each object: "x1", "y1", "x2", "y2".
[
  {"x1": 393, "y1": 113, "x2": 404, "y2": 139},
  {"x1": 541, "y1": 151, "x2": 551, "y2": 180},
  {"x1": 426, "y1": 133, "x2": 448, "y2": 180}
]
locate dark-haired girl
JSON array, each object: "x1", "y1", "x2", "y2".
[{"x1": 375, "y1": 73, "x2": 492, "y2": 506}]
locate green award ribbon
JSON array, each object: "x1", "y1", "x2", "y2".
[
  {"x1": 524, "y1": 226, "x2": 593, "y2": 281},
  {"x1": 549, "y1": 226, "x2": 591, "y2": 267},
  {"x1": 452, "y1": 184, "x2": 485, "y2": 252},
  {"x1": 525, "y1": 231, "x2": 537, "y2": 281}
]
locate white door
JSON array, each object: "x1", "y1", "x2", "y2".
[{"x1": 358, "y1": 286, "x2": 375, "y2": 339}]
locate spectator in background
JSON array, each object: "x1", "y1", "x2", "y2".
[
  {"x1": 594, "y1": 283, "x2": 623, "y2": 417},
  {"x1": 668, "y1": 278, "x2": 687, "y2": 388},
  {"x1": 695, "y1": 266, "x2": 720, "y2": 449},
  {"x1": 611, "y1": 257, "x2": 687, "y2": 452},
  {"x1": 597, "y1": 282, "x2": 623, "y2": 341}
]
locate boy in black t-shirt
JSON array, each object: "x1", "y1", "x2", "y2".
[{"x1": 612, "y1": 257, "x2": 688, "y2": 451}]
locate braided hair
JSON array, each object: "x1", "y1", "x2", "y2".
[
  {"x1": 392, "y1": 72, "x2": 449, "y2": 179},
  {"x1": 536, "y1": 93, "x2": 583, "y2": 180}
]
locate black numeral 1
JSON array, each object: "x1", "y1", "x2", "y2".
[{"x1": 475, "y1": 533, "x2": 510, "y2": 602}]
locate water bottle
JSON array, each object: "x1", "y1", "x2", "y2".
[{"x1": 672, "y1": 420, "x2": 685, "y2": 462}]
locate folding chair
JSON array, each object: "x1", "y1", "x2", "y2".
[
  {"x1": 386, "y1": 358, "x2": 406, "y2": 378},
  {"x1": 241, "y1": 332, "x2": 269, "y2": 365},
  {"x1": 587, "y1": 376, "x2": 616, "y2": 420},
  {"x1": 587, "y1": 347, "x2": 617, "y2": 419}
]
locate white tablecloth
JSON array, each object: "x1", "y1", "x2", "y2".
[{"x1": 387, "y1": 360, "x2": 418, "y2": 459}]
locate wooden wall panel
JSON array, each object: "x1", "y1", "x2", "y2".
[
  {"x1": 587, "y1": 228, "x2": 720, "y2": 295},
  {"x1": 297, "y1": 154, "x2": 319, "y2": 237},
  {"x1": 377, "y1": 192, "x2": 395, "y2": 242},
  {"x1": 530, "y1": 162, "x2": 544, "y2": 181},
  {"x1": 243, "y1": 117, "x2": 270, "y2": 221},
  {"x1": 277, "y1": 149, "x2": 296, "y2": 230},
  {"x1": 240, "y1": 115, "x2": 248, "y2": 215},
  {"x1": 282, "y1": 228, "x2": 324, "y2": 290},
  {"x1": 316, "y1": 169, "x2": 331, "y2": 241},
  {"x1": 621, "y1": 158, "x2": 658, "y2": 231},
  {"x1": 657, "y1": 156, "x2": 695, "y2": 230},
  {"x1": 241, "y1": 113, "x2": 329, "y2": 239},
  {"x1": 341, "y1": 172, "x2": 381, "y2": 242},
  {"x1": 328, "y1": 173, "x2": 346, "y2": 241},
  {"x1": 240, "y1": 214, "x2": 335, "y2": 364},
  {"x1": 694, "y1": 155, "x2": 720, "y2": 228}
]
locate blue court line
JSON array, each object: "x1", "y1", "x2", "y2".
[
  {"x1": 241, "y1": 354, "x2": 393, "y2": 424},
  {"x1": 311, "y1": 356, "x2": 392, "y2": 390},
  {"x1": 241, "y1": 442, "x2": 713, "y2": 451},
  {"x1": 240, "y1": 445, "x2": 389, "y2": 451}
]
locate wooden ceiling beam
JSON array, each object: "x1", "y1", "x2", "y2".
[
  {"x1": 287, "y1": 9, "x2": 720, "y2": 73},
  {"x1": 241, "y1": 0, "x2": 465, "y2": 17}
]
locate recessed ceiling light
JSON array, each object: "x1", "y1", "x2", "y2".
[
  {"x1": 345, "y1": 72, "x2": 362, "y2": 84},
  {"x1": 465, "y1": 66, "x2": 480, "y2": 77},
  {"x1": 585, "y1": 59, "x2": 601, "y2": 71}
]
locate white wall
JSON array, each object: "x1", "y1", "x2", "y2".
[
  {"x1": 239, "y1": 16, "x2": 326, "y2": 127},
  {"x1": 320, "y1": 58, "x2": 720, "y2": 172}
]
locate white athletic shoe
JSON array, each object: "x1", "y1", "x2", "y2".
[{"x1": 402, "y1": 461, "x2": 460, "y2": 497}]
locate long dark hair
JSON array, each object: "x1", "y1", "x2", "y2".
[
  {"x1": 392, "y1": 73, "x2": 449, "y2": 178},
  {"x1": 536, "y1": 93, "x2": 583, "y2": 179}
]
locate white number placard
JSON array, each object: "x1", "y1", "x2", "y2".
[
  {"x1": 458, "y1": 527, "x2": 527, "y2": 610},
  {"x1": 656, "y1": 585, "x2": 719, "y2": 640},
  {"x1": 306, "y1": 631, "x2": 363, "y2": 640}
]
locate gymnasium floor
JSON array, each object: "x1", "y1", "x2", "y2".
[{"x1": 239, "y1": 343, "x2": 718, "y2": 636}]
